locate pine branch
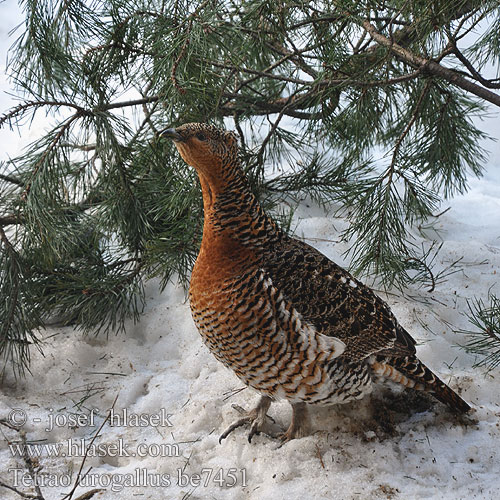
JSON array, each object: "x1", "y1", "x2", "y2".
[
  {"x1": 0, "y1": 100, "x2": 86, "y2": 129},
  {"x1": 0, "y1": 215, "x2": 23, "y2": 227},
  {"x1": 0, "y1": 172, "x2": 24, "y2": 187},
  {"x1": 0, "y1": 225, "x2": 41, "y2": 375},
  {"x1": 0, "y1": 227, "x2": 21, "y2": 339},
  {"x1": 21, "y1": 112, "x2": 84, "y2": 200},
  {"x1": 361, "y1": 19, "x2": 500, "y2": 107},
  {"x1": 450, "y1": 41, "x2": 500, "y2": 89},
  {"x1": 373, "y1": 81, "x2": 432, "y2": 262},
  {"x1": 460, "y1": 294, "x2": 500, "y2": 371}
]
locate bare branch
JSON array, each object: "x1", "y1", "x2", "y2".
[
  {"x1": 100, "y1": 96, "x2": 160, "y2": 111},
  {"x1": 0, "y1": 479, "x2": 41, "y2": 499},
  {"x1": 450, "y1": 42, "x2": 500, "y2": 89},
  {"x1": 61, "y1": 395, "x2": 118, "y2": 500}
]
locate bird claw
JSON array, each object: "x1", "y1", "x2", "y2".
[
  {"x1": 275, "y1": 426, "x2": 306, "y2": 448},
  {"x1": 218, "y1": 398, "x2": 309, "y2": 446},
  {"x1": 219, "y1": 414, "x2": 254, "y2": 443},
  {"x1": 219, "y1": 397, "x2": 272, "y2": 444}
]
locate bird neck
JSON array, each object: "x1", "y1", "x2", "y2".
[{"x1": 196, "y1": 163, "x2": 282, "y2": 254}]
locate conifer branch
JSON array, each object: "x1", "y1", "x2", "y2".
[
  {"x1": 0, "y1": 100, "x2": 86, "y2": 128},
  {"x1": 0, "y1": 215, "x2": 23, "y2": 227},
  {"x1": 97, "y1": 97, "x2": 161, "y2": 111},
  {"x1": 361, "y1": 19, "x2": 500, "y2": 107},
  {"x1": 389, "y1": 81, "x2": 432, "y2": 173},
  {"x1": 460, "y1": 294, "x2": 500, "y2": 371},
  {"x1": 450, "y1": 41, "x2": 500, "y2": 89},
  {"x1": 0, "y1": 173, "x2": 24, "y2": 187},
  {"x1": 21, "y1": 112, "x2": 83, "y2": 200},
  {"x1": 171, "y1": 20, "x2": 192, "y2": 94},
  {"x1": 0, "y1": 227, "x2": 22, "y2": 353},
  {"x1": 206, "y1": 59, "x2": 312, "y2": 86}
]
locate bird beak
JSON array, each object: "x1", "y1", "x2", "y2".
[{"x1": 160, "y1": 128, "x2": 184, "y2": 142}]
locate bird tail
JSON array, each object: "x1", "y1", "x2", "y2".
[{"x1": 370, "y1": 356, "x2": 471, "y2": 413}]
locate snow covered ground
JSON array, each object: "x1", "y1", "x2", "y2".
[
  {"x1": 2, "y1": 5, "x2": 500, "y2": 500},
  {"x1": 1, "y1": 190, "x2": 499, "y2": 500}
]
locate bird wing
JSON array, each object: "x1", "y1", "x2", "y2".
[
  {"x1": 218, "y1": 266, "x2": 347, "y2": 359},
  {"x1": 262, "y1": 237, "x2": 416, "y2": 361}
]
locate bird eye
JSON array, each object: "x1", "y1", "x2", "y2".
[{"x1": 196, "y1": 132, "x2": 207, "y2": 141}]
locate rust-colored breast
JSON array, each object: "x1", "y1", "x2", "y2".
[{"x1": 188, "y1": 228, "x2": 365, "y2": 405}]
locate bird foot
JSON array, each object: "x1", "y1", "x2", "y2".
[
  {"x1": 276, "y1": 402, "x2": 310, "y2": 446},
  {"x1": 219, "y1": 396, "x2": 273, "y2": 443}
]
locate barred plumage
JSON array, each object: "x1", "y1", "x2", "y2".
[{"x1": 162, "y1": 123, "x2": 470, "y2": 443}]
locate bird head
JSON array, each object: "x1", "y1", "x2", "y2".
[{"x1": 161, "y1": 123, "x2": 239, "y2": 186}]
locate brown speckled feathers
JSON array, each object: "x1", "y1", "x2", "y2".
[{"x1": 162, "y1": 123, "x2": 470, "y2": 442}]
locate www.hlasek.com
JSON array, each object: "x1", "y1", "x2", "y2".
[
  {"x1": 9, "y1": 438, "x2": 180, "y2": 459},
  {"x1": 9, "y1": 467, "x2": 248, "y2": 492}
]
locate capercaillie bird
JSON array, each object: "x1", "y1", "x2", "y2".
[{"x1": 161, "y1": 123, "x2": 471, "y2": 443}]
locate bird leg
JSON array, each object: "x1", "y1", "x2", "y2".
[
  {"x1": 278, "y1": 402, "x2": 310, "y2": 444},
  {"x1": 219, "y1": 395, "x2": 272, "y2": 443}
]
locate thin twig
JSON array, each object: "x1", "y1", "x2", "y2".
[
  {"x1": 254, "y1": 95, "x2": 295, "y2": 168},
  {"x1": 73, "y1": 489, "x2": 104, "y2": 500},
  {"x1": 61, "y1": 394, "x2": 119, "y2": 500},
  {"x1": 405, "y1": 256, "x2": 436, "y2": 292},
  {"x1": 0, "y1": 479, "x2": 40, "y2": 499},
  {"x1": 430, "y1": 206, "x2": 451, "y2": 218},
  {"x1": 19, "y1": 430, "x2": 45, "y2": 499},
  {"x1": 315, "y1": 443, "x2": 325, "y2": 469},
  {"x1": 450, "y1": 42, "x2": 500, "y2": 89},
  {"x1": 0, "y1": 172, "x2": 24, "y2": 187}
]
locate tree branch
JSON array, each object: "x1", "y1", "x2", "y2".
[
  {"x1": 0, "y1": 226, "x2": 22, "y2": 375},
  {"x1": 21, "y1": 112, "x2": 84, "y2": 200},
  {"x1": 60, "y1": 395, "x2": 118, "y2": 500},
  {"x1": 0, "y1": 173, "x2": 24, "y2": 187},
  {"x1": 390, "y1": 81, "x2": 432, "y2": 172},
  {"x1": 0, "y1": 100, "x2": 86, "y2": 129},
  {"x1": 205, "y1": 59, "x2": 311, "y2": 85},
  {"x1": 450, "y1": 42, "x2": 500, "y2": 89},
  {"x1": 361, "y1": 19, "x2": 500, "y2": 108},
  {"x1": 0, "y1": 215, "x2": 23, "y2": 227},
  {"x1": 99, "y1": 96, "x2": 160, "y2": 111},
  {"x1": 0, "y1": 478, "x2": 40, "y2": 499}
]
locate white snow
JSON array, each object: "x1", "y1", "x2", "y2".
[
  {"x1": 1, "y1": 178, "x2": 499, "y2": 500},
  {"x1": 1, "y1": 204, "x2": 499, "y2": 499},
  {"x1": 1, "y1": 6, "x2": 500, "y2": 500}
]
